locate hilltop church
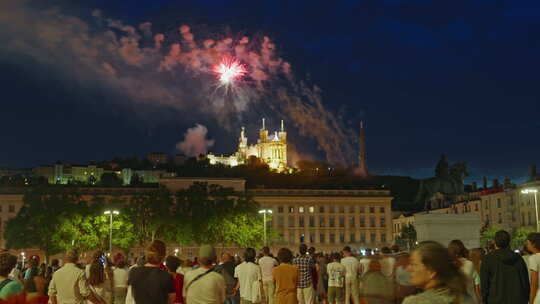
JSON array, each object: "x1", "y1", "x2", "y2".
[{"x1": 207, "y1": 119, "x2": 288, "y2": 171}]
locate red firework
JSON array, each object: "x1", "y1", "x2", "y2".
[{"x1": 213, "y1": 56, "x2": 247, "y2": 85}]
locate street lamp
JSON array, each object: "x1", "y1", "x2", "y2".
[
  {"x1": 104, "y1": 210, "x2": 119, "y2": 254},
  {"x1": 522, "y1": 189, "x2": 539, "y2": 232},
  {"x1": 21, "y1": 252, "x2": 25, "y2": 269},
  {"x1": 258, "y1": 209, "x2": 273, "y2": 246}
]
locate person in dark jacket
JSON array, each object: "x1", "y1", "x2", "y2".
[{"x1": 480, "y1": 230, "x2": 530, "y2": 304}]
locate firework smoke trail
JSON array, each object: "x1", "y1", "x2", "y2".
[{"x1": 0, "y1": 1, "x2": 356, "y2": 164}]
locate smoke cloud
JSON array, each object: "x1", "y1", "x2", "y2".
[
  {"x1": 0, "y1": 0, "x2": 355, "y2": 164},
  {"x1": 176, "y1": 124, "x2": 215, "y2": 157}
]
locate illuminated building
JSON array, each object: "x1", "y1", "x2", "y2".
[{"x1": 207, "y1": 119, "x2": 288, "y2": 171}]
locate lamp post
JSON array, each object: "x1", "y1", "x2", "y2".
[
  {"x1": 258, "y1": 209, "x2": 273, "y2": 246},
  {"x1": 522, "y1": 189, "x2": 539, "y2": 232},
  {"x1": 21, "y1": 252, "x2": 25, "y2": 270},
  {"x1": 104, "y1": 210, "x2": 119, "y2": 254}
]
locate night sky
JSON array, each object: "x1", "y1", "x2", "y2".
[{"x1": 1, "y1": 0, "x2": 539, "y2": 183}]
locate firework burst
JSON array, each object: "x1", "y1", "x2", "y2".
[{"x1": 213, "y1": 56, "x2": 247, "y2": 86}]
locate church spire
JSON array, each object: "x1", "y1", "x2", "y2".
[
  {"x1": 262, "y1": 118, "x2": 266, "y2": 130},
  {"x1": 358, "y1": 120, "x2": 368, "y2": 177},
  {"x1": 281, "y1": 119, "x2": 284, "y2": 132}
]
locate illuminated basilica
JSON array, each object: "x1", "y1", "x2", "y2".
[{"x1": 207, "y1": 119, "x2": 288, "y2": 171}]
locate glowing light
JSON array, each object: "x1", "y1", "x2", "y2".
[{"x1": 213, "y1": 56, "x2": 247, "y2": 85}]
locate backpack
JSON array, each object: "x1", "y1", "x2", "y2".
[{"x1": 214, "y1": 264, "x2": 236, "y2": 295}]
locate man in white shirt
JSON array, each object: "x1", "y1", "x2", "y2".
[
  {"x1": 327, "y1": 252, "x2": 346, "y2": 304},
  {"x1": 258, "y1": 247, "x2": 277, "y2": 304},
  {"x1": 340, "y1": 246, "x2": 360, "y2": 304},
  {"x1": 234, "y1": 248, "x2": 262, "y2": 304},
  {"x1": 380, "y1": 247, "x2": 396, "y2": 278},
  {"x1": 183, "y1": 245, "x2": 226, "y2": 304}
]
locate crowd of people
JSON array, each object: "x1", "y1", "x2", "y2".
[{"x1": 0, "y1": 229, "x2": 540, "y2": 303}]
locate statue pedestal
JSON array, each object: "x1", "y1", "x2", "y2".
[{"x1": 415, "y1": 214, "x2": 481, "y2": 249}]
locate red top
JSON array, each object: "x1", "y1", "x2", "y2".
[{"x1": 173, "y1": 273, "x2": 184, "y2": 304}]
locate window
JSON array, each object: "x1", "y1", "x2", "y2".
[
  {"x1": 350, "y1": 233, "x2": 356, "y2": 243},
  {"x1": 360, "y1": 206, "x2": 365, "y2": 213},
  {"x1": 288, "y1": 215, "x2": 295, "y2": 228},
  {"x1": 349, "y1": 206, "x2": 355, "y2": 213},
  {"x1": 380, "y1": 217, "x2": 386, "y2": 227},
  {"x1": 380, "y1": 207, "x2": 385, "y2": 213},
  {"x1": 475, "y1": 204, "x2": 478, "y2": 211},
  {"x1": 319, "y1": 206, "x2": 325, "y2": 213},
  {"x1": 299, "y1": 216, "x2": 305, "y2": 227},
  {"x1": 360, "y1": 232, "x2": 366, "y2": 244},
  {"x1": 349, "y1": 216, "x2": 355, "y2": 228},
  {"x1": 330, "y1": 206, "x2": 335, "y2": 213},
  {"x1": 309, "y1": 216, "x2": 315, "y2": 227},
  {"x1": 381, "y1": 233, "x2": 386, "y2": 243},
  {"x1": 277, "y1": 216, "x2": 284, "y2": 228},
  {"x1": 320, "y1": 233, "x2": 326, "y2": 244},
  {"x1": 497, "y1": 199, "x2": 501, "y2": 208},
  {"x1": 309, "y1": 233, "x2": 315, "y2": 243},
  {"x1": 339, "y1": 205, "x2": 345, "y2": 213},
  {"x1": 339, "y1": 216, "x2": 345, "y2": 228},
  {"x1": 329, "y1": 216, "x2": 335, "y2": 227},
  {"x1": 330, "y1": 233, "x2": 336, "y2": 244},
  {"x1": 360, "y1": 216, "x2": 365, "y2": 227},
  {"x1": 319, "y1": 216, "x2": 326, "y2": 227},
  {"x1": 369, "y1": 207, "x2": 375, "y2": 213},
  {"x1": 289, "y1": 206, "x2": 294, "y2": 213},
  {"x1": 8, "y1": 205, "x2": 14, "y2": 213},
  {"x1": 370, "y1": 233, "x2": 376, "y2": 243},
  {"x1": 299, "y1": 206, "x2": 305, "y2": 213},
  {"x1": 278, "y1": 206, "x2": 284, "y2": 213},
  {"x1": 484, "y1": 200, "x2": 488, "y2": 209},
  {"x1": 309, "y1": 206, "x2": 315, "y2": 213},
  {"x1": 369, "y1": 216, "x2": 376, "y2": 228},
  {"x1": 498, "y1": 213, "x2": 502, "y2": 224},
  {"x1": 339, "y1": 232, "x2": 345, "y2": 243}
]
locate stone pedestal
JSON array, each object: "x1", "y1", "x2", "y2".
[{"x1": 415, "y1": 214, "x2": 481, "y2": 249}]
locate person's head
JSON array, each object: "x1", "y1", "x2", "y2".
[
  {"x1": 221, "y1": 252, "x2": 233, "y2": 263},
  {"x1": 136, "y1": 256, "x2": 146, "y2": 266},
  {"x1": 165, "y1": 255, "x2": 181, "y2": 273},
  {"x1": 116, "y1": 260, "x2": 126, "y2": 269},
  {"x1": 51, "y1": 259, "x2": 59, "y2": 267},
  {"x1": 181, "y1": 258, "x2": 192, "y2": 267},
  {"x1": 199, "y1": 245, "x2": 217, "y2": 266},
  {"x1": 448, "y1": 239, "x2": 468, "y2": 260},
  {"x1": 494, "y1": 230, "x2": 511, "y2": 249},
  {"x1": 469, "y1": 248, "x2": 485, "y2": 273},
  {"x1": 88, "y1": 261, "x2": 105, "y2": 286},
  {"x1": 407, "y1": 241, "x2": 466, "y2": 297},
  {"x1": 527, "y1": 232, "x2": 540, "y2": 253},
  {"x1": 381, "y1": 247, "x2": 391, "y2": 255},
  {"x1": 278, "y1": 248, "x2": 293, "y2": 264},
  {"x1": 332, "y1": 252, "x2": 341, "y2": 262},
  {"x1": 308, "y1": 247, "x2": 316, "y2": 256},
  {"x1": 243, "y1": 248, "x2": 256, "y2": 263},
  {"x1": 299, "y1": 244, "x2": 308, "y2": 255},
  {"x1": 90, "y1": 250, "x2": 103, "y2": 264},
  {"x1": 262, "y1": 247, "x2": 271, "y2": 256},
  {"x1": 0, "y1": 253, "x2": 17, "y2": 277},
  {"x1": 65, "y1": 249, "x2": 79, "y2": 263},
  {"x1": 342, "y1": 246, "x2": 352, "y2": 256},
  {"x1": 145, "y1": 240, "x2": 166, "y2": 265}
]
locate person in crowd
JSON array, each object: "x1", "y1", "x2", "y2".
[
  {"x1": 8, "y1": 262, "x2": 21, "y2": 281},
  {"x1": 112, "y1": 260, "x2": 129, "y2": 304},
  {"x1": 128, "y1": 240, "x2": 175, "y2": 304},
  {"x1": 527, "y1": 232, "x2": 540, "y2": 304},
  {"x1": 480, "y1": 230, "x2": 529, "y2": 304},
  {"x1": 165, "y1": 255, "x2": 184, "y2": 304},
  {"x1": 327, "y1": 252, "x2": 345, "y2": 304},
  {"x1": 258, "y1": 247, "x2": 278, "y2": 304},
  {"x1": 308, "y1": 247, "x2": 318, "y2": 293},
  {"x1": 379, "y1": 247, "x2": 396, "y2": 279},
  {"x1": 177, "y1": 258, "x2": 193, "y2": 276},
  {"x1": 273, "y1": 248, "x2": 299, "y2": 304},
  {"x1": 293, "y1": 244, "x2": 315, "y2": 304},
  {"x1": 215, "y1": 252, "x2": 239, "y2": 304},
  {"x1": 390, "y1": 245, "x2": 400, "y2": 255},
  {"x1": 48, "y1": 249, "x2": 103, "y2": 304},
  {"x1": 315, "y1": 254, "x2": 328, "y2": 304},
  {"x1": 469, "y1": 248, "x2": 484, "y2": 304},
  {"x1": 393, "y1": 252, "x2": 415, "y2": 304},
  {"x1": 402, "y1": 241, "x2": 467, "y2": 304},
  {"x1": 523, "y1": 244, "x2": 533, "y2": 281},
  {"x1": 233, "y1": 247, "x2": 262, "y2": 304},
  {"x1": 24, "y1": 259, "x2": 47, "y2": 300},
  {"x1": 448, "y1": 239, "x2": 475, "y2": 304},
  {"x1": 359, "y1": 253, "x2": 371, "y2": 279},
  {"x1": 87, "y1": 259, "x2": 112, "y2": 304},
  {"x1": 361, "y1": 255, "x2": 393, "y2": 304},
  {"x1": 340, "y1": 246, "x2": 359, "y2": 304},
  {"x1": 183, "y1": 244, "x2": 226, "y2": 304},
  {"x1": 0, "y1": 252, "x2": 24, "y2": 300},
  {"x1": 51, "y1": 259, "x2": 60, "y2": 273},
  {"x1": 86, "y1": 251, "x2": 104, "y2": 279}
]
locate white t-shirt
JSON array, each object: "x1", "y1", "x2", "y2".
[
  {"x1": 458, "y1": 258, "x2": 475, "y2": 300},
  {"x1": 359, "y1": 257, "x2": 371, "y2": 277},
  {"x1": 258, "y1": 256, "x2": 277, "y2": 282},
  {"x1": 528, "y1": 253, "x2": 540, "y2": 304},
  {"x1": 234, "y1": 262, "x2": 262, "y2": 301},
  {"x1": 380, "y1": 256, "x2": 396, "y2": 277},
  {"x1": 113, "y1": 267, "x2": 128, "y2": 288},
  {"x1": 340, "y1": 256, "x2": 359, "y2": 280},
  {"x1": 327, "y1": 262, "x2": 346, "y2": 288},
  {"x1": 184, "y1": 267, "x2": 226, "y2": 304}
]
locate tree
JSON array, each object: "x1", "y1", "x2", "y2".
[
  {"x1": 480, "y1": 226, "x2": 500, "y2": 248},
  {"x1": 435, "y1": 154, "x2": 449, "y2": 178},
  {"x1": 100, "y1": 173, "x2": 122, "y2": 187},
  {"x1": 512, "y1": 228, "x2": 534, "y2": 250}
]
